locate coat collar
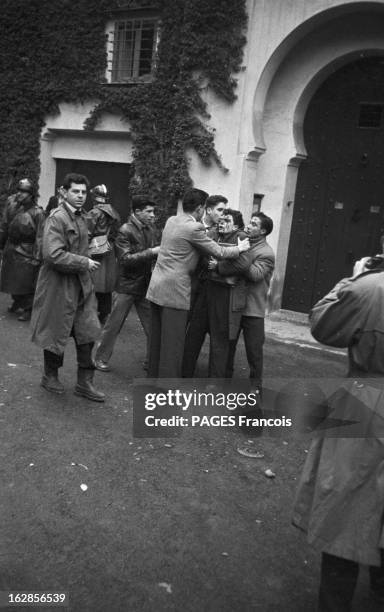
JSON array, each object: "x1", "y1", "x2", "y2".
[
  {"x1": 250, "y1": 235, "x2": 267, "y2": 247},
  {"x1": 130, "y1": 213, "x2": 147, "y2": 231},
  {"x1": 62, "y1": 201, "x2": 85, "y2": 220}
]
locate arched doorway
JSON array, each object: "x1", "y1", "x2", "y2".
[{"x1": 282, "y1": 57, "x2": 384, "y2": 313}]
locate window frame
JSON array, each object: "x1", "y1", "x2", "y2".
[{"x1": 105, "y1": 10, "x2": 160, "y2": 84}]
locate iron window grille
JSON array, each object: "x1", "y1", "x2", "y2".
[{"x1": 109, "y1": 18, "x2": 159, "y2": 83}]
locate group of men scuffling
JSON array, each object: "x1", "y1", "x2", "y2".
[
  {"x1": 0, "y1": 173, "x2": 275, "y2": 403},
  {"x1": 2, "y1": 172, "x2": 384, "y2": 609}
]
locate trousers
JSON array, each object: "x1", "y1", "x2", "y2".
[
  {"x1": 44, "y1": 342, "x2": 94, "y2": 372},
  {"x1": 226, "y1": 316, "x2": 265, "y2": 384},
  {"x1": 148, "y1": 303, "x2": 189, "y2": 378},
  {"x1": 95, "y1": 292, "x2": 112, "y2": 325},
  {"x1": 182, "y1": 284, "x2": 209, "y2": 377},
  {"x1": 11, "y1": 293, "x2": 34, "y2": 312},
  {"x1": 318, "y1": 551, "x2": 384, "y2": 611},
  {"x1": 95, "y1": 293, "x2": 151, "y2": 363}
]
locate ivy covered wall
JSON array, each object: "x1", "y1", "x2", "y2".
[{"x1": 0, "y1": 0, "x2": 247, "y2": 214}]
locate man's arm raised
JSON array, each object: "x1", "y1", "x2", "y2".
[{"x1": 191, "y1": 224, "x2": 249, "y2": 259}]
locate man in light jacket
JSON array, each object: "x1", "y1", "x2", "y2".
[
  {"x1": 146, "y1": 188, "x2": 249, "y2": 378},
  {"x1": 210, "y1": 212, "x2": 275, "y2": 386}
]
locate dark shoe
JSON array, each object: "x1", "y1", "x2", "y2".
[
  {"x1": 17, "y1": 310, "x2": 31, "y2": 322},
  {"x1": 94, "y1": 359, "x2": 111, "y2": 372},
  {"x1": 41, "y1": 374, "x2": 65, "y2": 395},
  {"x1": 74, "y1": 369, "x2": 105, "y2": 402}
]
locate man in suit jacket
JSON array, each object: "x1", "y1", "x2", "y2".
[
  {"x1": 146, "y1": 188, "x2": 250, "y2": 378},
  {"x1": 211, "y1": 212, "x2": 275, "y2": 388}
]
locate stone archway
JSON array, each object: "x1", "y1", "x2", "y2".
[
  {"x1": 284, "y1": 57, "x2": 384, "y2": 312},
  {"x1": 249, "y1": 3, "x2": 384, "y2": 311}
]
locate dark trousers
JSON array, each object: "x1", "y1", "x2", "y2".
[
  {"x1": 44, "y1": 342, "x2": 94, "y2": 374},
  {"x1": 11, "y1": 293, "x2": 34, "y2": 312},
  {"x1": 182, "y1": 286, "x2": 209, "y2": 377},
  {"x1": 319, "y1": 552, "x2": 384, "y2": 611},
  {"x1": 209, "y1": 337, "x2": 238, "y2": 378},
  {"x1": 148, "y1": 303, "x2": 189, "y2": 378},
  {"x1": 207, "y1": 282, "x2": 237, "y2": 378},
  {"x1": 95, "y1": 292, "x2": 112, "y2": 325},
  {"x1": 227, "y1": 316, "x2": 265, "y2": 384}
]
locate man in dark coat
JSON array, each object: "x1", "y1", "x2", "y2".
[
  {"x1": 31, "y1": 173, "x2": 104, "y2": 401},
  {"x1": 94, "y1": 195, "x2": 159, "y2": 371},
  {"x1": 182, "y1": 194, "x2": 228, "y2": 376},
  {"x1": 206, "y1": 208, "x2": 248, "y2": 377},
  {"x1": 0, "y1": 178, "x2": 45, "y2": 321},
  {"x1": 293, "y1": 264, "x2": 384, "y2": 610}
]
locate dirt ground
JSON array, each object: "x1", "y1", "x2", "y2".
[{"x1": 0, "y1": 292, "x2": 380, "y2": 611}]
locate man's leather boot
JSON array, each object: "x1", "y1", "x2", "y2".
[
  {"x1": 41, "y1": 367, "x2": 65, "y2": 395},
  {"x1": 74, "y1": 368, "x2": 105, "y2": 403}
]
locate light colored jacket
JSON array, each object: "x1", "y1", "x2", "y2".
[
  {"x1": 146, "y1": 213, "x2": 240, "y2": 310},
  {"x1": 216, "y1": 236, "x2": 275, "y2": 317},
  {"x1": 293, "y1": 270, "x2": 384, "y2": 565}
]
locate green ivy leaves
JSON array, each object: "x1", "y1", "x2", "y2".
[{"x1": 0, "y1": 0, "x2": 247, "y2": 217}]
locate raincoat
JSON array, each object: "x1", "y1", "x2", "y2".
[
  {"x1": 292, "y1": 270, "x2": 384, "y2": 566},
  {"x1": 31, "y1": 203, "x2": 100, "y2": 355}
]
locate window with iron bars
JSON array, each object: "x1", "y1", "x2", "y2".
[{"x1": 109, "y1": 18, "x2": 159, "y2": 82}]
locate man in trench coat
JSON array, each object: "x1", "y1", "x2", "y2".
[
  {"x1": 293, "y1": 265, "x2": 384, "y2": 610},
  {"x1": 31, "y1": 173, "x2": 104, "y2": 402}
]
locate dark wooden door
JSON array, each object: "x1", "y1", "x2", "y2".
[
  {"x1": 283, "y1": 58, "x2": 384, "y2": 312},
  {"x1": 55, "y1": 159, "x2": 133, "y2": 222}
]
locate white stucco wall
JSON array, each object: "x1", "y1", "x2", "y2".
[
  {"x1": 189, "y1": 0, "x2": 384, "y2": 310},
  {"x1": 188, "y1": 1, "x2": 384, "y2": 215},
  {"x1": 38, "y1": 0, "x2": 384, "y2": 311}
]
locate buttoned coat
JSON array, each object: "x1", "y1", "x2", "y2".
[
  {"x1": 146, "y1": 213, "x2": 240, "y2": 311},
  {"x1": 31, "y1": 203, "x2": 100, "y2": 355},
  {"x1": 292, "y1": 270, "x2": 384, "y2": 566}
]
